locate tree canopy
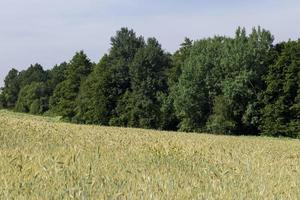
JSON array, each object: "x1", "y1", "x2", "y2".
[{"x1": 1, "y1": 27, "x2": 299, "y2": 138}]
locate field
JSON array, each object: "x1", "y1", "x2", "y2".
[{"x1": 0, "y1": 110, "x2": 300, "y2": 199}]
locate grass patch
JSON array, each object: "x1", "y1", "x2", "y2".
[{"x1": 0, "y1": 110, "x2": 299, "y2": 199}]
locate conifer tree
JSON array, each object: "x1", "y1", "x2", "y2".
[
  {"x1": 50, "y1": 51, "x2": 92, "y2": 120},
  {"x1": 260, "y1": 41, "x2": 300, "y2": 137}
]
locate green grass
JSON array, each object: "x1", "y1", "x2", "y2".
[{"x1": 0, "y1": 110, "x2": 300, "y2": 199}]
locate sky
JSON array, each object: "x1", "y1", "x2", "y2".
[{"x1": 0, "y1": 0, "x2": 299, "y2": 87}]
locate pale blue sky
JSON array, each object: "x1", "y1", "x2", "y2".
[{"x1": 1, "y1": 0, "x2": 299, "y2": 86}]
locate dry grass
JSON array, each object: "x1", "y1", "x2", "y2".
[{"x1": 0, "y1": 110, "x2": 300, "y2": 199}]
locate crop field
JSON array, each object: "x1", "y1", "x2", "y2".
[{"x1": 0, "y1": 110, "x2": 300, "y2": 199}]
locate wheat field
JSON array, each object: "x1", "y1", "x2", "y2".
[{"x1": 0, "y1": 110, "x2": 300, "y2": 199}]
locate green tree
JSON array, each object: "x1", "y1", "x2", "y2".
[
  {"x1": 174, "y1": 37, "x2": 226, "y2": 132},
  {"x1": 15, "y1": 82, "x2": 49, "y2": 114},
  {"x1": 113, "y1": 38, "x2": 171, "y2": 129},
  {"x1": 0, "y1": 89, "x2": 6, "y2": 108},
  {"x1": 50, "y1": 51, "x2": 92, "y2": 120},
  {"x1": 217, "y1": 27, "x2": 274, "y2": 134},
  {"x1": 160, "y1": 38, "x2": 193, "y2": 130},
  {"x1": 18, "y1": 64, "x2": 47, "y2": 86},
  {"x1": 2, "y1": 64, "x2": 48, "y2": 110},
  {"x1": 174, "y1": 27, "x2": 275, "y2": 134},
  {"x1": 260, "y1": 40, "x2": 300, "y2": 137},
  {"x1": 2, "y1": 68, "x2": 20, "y2": 108},
  {"x1": 169, "y1": 37, "x2": 193, "y2": 85},
  {"x1": 47, "y1": 62, "x2": 68, "y2": 92},
  {"x1": 206, "y1": 96, "x2": 236, "y2": 134},
  {"x1": 107, "y1": 28, "x2": 145, "y2": 125},
  {"x1": 76, "y1": 28, "x2": 145, "y2": 125},
  {"x1": 75, "y1": 55, "x2": 113, "y2": 124}
]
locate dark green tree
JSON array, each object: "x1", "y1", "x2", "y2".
[
  {"x1": 15, "y1": 82, "x2": 49, "y2": 114},
  {"x1": 160, "y1": 38, "x2": 193, "y2": 130},
  {"x1": 107, "y1": 28, "x2": 145, "y2": 125},
  {"x1": 50, "y1": 51, "x2": 92, "y2": 120},
  {"x1": 75, "y1": 55, "x2": 113, "y2": 124},
  {"x1": 2, "y1": 64, "x2": 48, "y2": 109},
  {"x1": 2, "y1": 26, "x2": 299, "y2": 138},
  {"x1": 113, "y1": 38, "x2": 171, "y2": 129},
  {"x1": 0, "y1": 89, "x2": 6, "y2": 108},
  {"x1": 169, "y1": 37, "x2": 193, "y2": 85},
  {"x1": 260, "y1": 40, "x2": 300, "y2": 137},
  {"x1": 47, "y1": 62, "x2": 68, "y2": 92},
  {"x1": 76, "y1": 28, "x2": 145, "y2": 125},
  {"x1": 18, "y1": 64, "x2": 47, "y2": 86},
  {"x1": 2, "y1": 68, "x2": 20, "y2": 108}
]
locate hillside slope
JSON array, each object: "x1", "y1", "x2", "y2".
[{"x1": 0, "y1": 110, "x2": 300, "y2": 199}]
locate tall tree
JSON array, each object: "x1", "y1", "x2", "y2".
[
  {"x1": 76, "y1": 28, "x2": 145, "y2": 125},
  {"x1": 174, "y1": 37, "x2": 226, "y2": 132},
  {"x1": 260, "y1": 40, "x2": 300, "y2": 137},
  {"x1": 2, "y1": 68, "x2": 20, "y2": 108},
  {"x1": 113, "y1": 38, "x2": 171, "y2": 129},
  {"x1": 50, "y1": 51, "x2": 92, "y2": 120},
  {"x1": 75, "y1": 55, "x2": 113, "y2": 124},
  {"x1": 169, "y1": 37, "x2": 193, "y2": 85},
  {"x1": 206, "y1": 27, "x2": 275, "y2": 134},
  {"x1": 160, "y1": 38, "x2": 193, "y2": 130},
  {"x1": 107, "y1": 28, "x2": 145, "y2": 125}
]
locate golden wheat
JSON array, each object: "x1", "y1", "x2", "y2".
[{"x1": 0, "y1": 110, "x2": 300, "y2": 199}]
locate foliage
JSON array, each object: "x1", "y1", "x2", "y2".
[
  {"x1": 75, "y1": 55, "x2": 112, "y2": 124},
  {"x1": 15, "y1": 82, "x2": 49, "y2": 114},
  {"x1": 175, "y1": 27, "x2": 275, "y2": 134},
  {"x1": 18, "y1": 63, "x2": 48, "y2": 86},
  {"x1": 1, "y1": 27, "x2": 299, "y2": 137},
  {"x1": 76, "y1": 28, "x2": 145, "y2": 125},
  {"x1": 47, "y1": 62, "x2": 68, "y2": 92},
  {"x1": 174, "y1": 37, "x2": 225, "y2": 132},
  {"x1": 160, "y1": 38, "x2": 193, "y2": 131},
  {"x1": 260, "y1": 40, "x2": 300, "y2": 137},
  {"x1": 114, "y1": 38, "x2": 171, "y2": 129},
  {"x1": 50, "y1": 51, "x2": 92, "y2": 120},
  {"x1": 2, "y1": 68, "x2": 20, "y2": 108},
  {"x1": 0, "y1": 90, "x2": 5, "y2": 109}
]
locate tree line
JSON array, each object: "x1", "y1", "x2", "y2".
[{"x1": 0, "y1": 27, "x2": 299, "y2": 137}]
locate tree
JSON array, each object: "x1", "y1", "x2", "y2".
[
  {"x1": 47, "y1": 62, "x2": 68, "y2": 92},
  {"x1": 75, "y1": 55, "x2": 113, "y2": 124},
  {"x1": 107, "y1": 28, "x2": 145, "y2": 125},
  {"x1": 206, "y1": 96, "x2": 236, "y2": 134},
  {"x1": 0, "y1": 89, "x2": 6, "y2": 108},
  {"x1": 113, "y1": 38, "x2": 171, "y2": 129},
  {"x1": 50, "y1": 51, "x2": 92, "y2": 120},
  {"x1": 174, "y1": 27, "x2": 275, "y2": 134},
  {"x1": 2, "y1": 68, "x2": 20, "y2": 108},
  {"x1": 2, "y1": 26, "x2": 299, "y2": 138},
  {"x1": 18, "y1": 64, "x2": 47, "y2": 86},
  {"x1": 2, "y1": 64, "x2": 48, "y2": 110},
  {"x1": 260, "y1": 40, "x2": 300, "y2": 137},
  {"x1": 206, "y1": 27, "x2": 275, "y2": 134},
  {"x1": 174, "y1": 37, "x2": 226, "y2": 132},
  {"x1": 160, "y1": 38, "x2": 193, "y2": 130},
  {"x1": 76, "y1": 28, "x2": 145, "y2": 125},
  {"x1": 169, "y1": 37, "x2": 193, "y2": 85},
  {"x1": 15, "y1": 82, "x2": 49, "y2": 114}
]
